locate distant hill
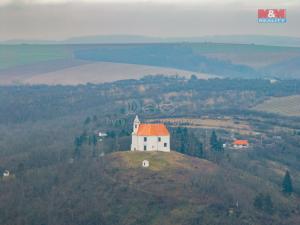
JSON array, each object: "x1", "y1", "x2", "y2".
[
  {"x1": 181, "y1": 35, "x2": 300, "y2": 48},
  {"x1": 1, "y1": 42, "x2": 300, "y2": 84},
  {"x1": 3, "y1": 35, "x2": 300, "y2": 47},
  {"x1": 64, "y1": 35, "x2": 162, "y2": 44},
  {"x1": 0, "y1": 61, "x2": 213, "y2": 85},
  {"x1": 262, "y1": 56, "x2": 300, "y2": 78}
]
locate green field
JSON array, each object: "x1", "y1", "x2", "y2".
[
  {"x1": 253, "y1": 95, "x2": 300, "y2": 116},
  {"x1": 0, "y1": 45, "x2": 71, "y2": 69},
  {"x1": 1, "y1": 43, "x2": 300, "y2": 81}
]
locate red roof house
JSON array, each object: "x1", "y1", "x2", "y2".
[{"x1": 232, "y1": 140, "x2": 249, "y2": 148}]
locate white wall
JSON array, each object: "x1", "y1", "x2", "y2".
[{"x1": 131, "y1": 135, "x2": 170, "y2": 152}]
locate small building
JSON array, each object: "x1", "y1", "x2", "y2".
[
  {"x1": 131, "y1": 115, "x2": 170, "y2": 152},
  {"x1": 269, "y1": 79, "x2": 278, "y2": 84},
  {"x1": 232, "y1": 140, "x2": 249, "y2": 149},
  {"x1": 98, "y1": 132, "x2": 107, "y2": 137},
  {"x1": 3, "y1": 170, "x2": 10, "y2": 177},
  {"x1": 142, "y1": 160, "x2": 149, "y2": 167}
]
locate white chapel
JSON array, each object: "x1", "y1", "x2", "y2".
[{"x1": 131, "y1": 116, "x2": 170, "y2": 152}]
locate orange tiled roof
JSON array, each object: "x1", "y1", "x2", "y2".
[
  {"x1": 233, "y1": 140, "x2": 249, "y2": 145},
  {"x1": 137, "y1": 124, "x2": 170, "y2": 136}
]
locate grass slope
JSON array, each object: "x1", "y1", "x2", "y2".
[
  {"x1": 253, "y1": 95, "x2": 300, "y2": 117},
  {"x1": 19, "y1": 62, "x2": 212, "y2": 85},
  {"x1": 87, "y1": 151, "x2": 300, "y2": 224},
  {"x1": 0, "y1": 45, "x2": 71, "y2": 69}
]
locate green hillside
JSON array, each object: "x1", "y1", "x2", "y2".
[
  {"x1": 0, "y1": 45, "x2": 71, "y2": 69},
  {"x1": 1, "y1": 43, "x2": 300, "y2": 80}
]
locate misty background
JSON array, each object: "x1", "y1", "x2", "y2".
[{"x1": 0, "y1": 0, "x2": 299, "y2": 42}]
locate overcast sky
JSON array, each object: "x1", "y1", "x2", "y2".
[{"x1": 0, "y1": 0, "x2": 299, "y2": 41}]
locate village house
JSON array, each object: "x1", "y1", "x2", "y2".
[
  {"x1": 232, "y1": 140, "x2": 249, "y2": 149},
  {"x1": 3, "y1": 170, "x2": 10, "y2": 177},
  {"x1": 131, "y1": 116, "x2": 170, "y2": 152}
]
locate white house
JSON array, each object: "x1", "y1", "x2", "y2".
[
  {"x1": 3, "y1": 170, "x2": 10, "y2": 177},
  {"x1": 131, "y1": 115, "x2": 170, "y2": 152}
]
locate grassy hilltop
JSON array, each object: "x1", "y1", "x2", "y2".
[
  {"x1": 2, "y1": 150, "x2": 299, "y2": 225},
  {"x1": 100, "y1": 151, "x2": 299, "y2": 225}
]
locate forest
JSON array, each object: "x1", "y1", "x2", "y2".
[{"x1": 1, "y1": 75, "x2": 300, "y2": 225}]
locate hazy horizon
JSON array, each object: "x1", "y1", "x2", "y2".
[{"x1": 0, "y1": 0, "x2": 299, "y2": 41}]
